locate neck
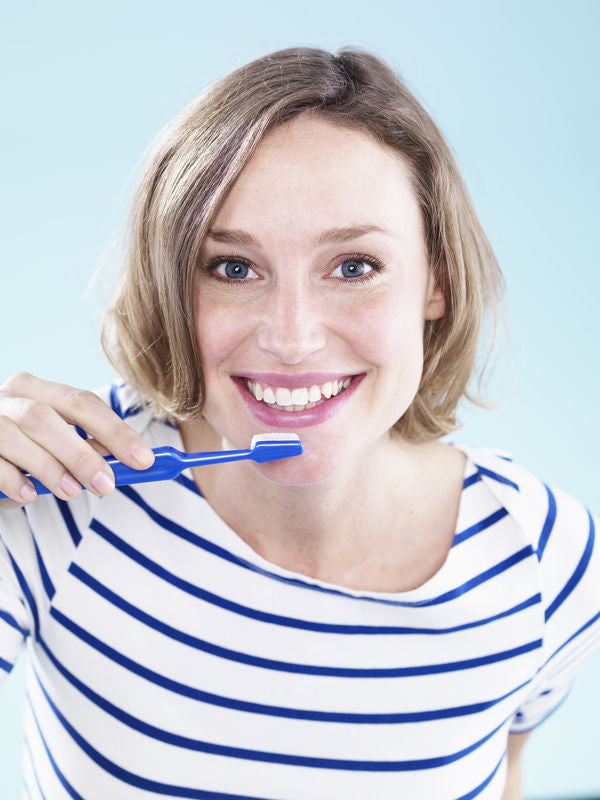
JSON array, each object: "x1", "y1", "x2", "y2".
[{"x1": 179, "y1": 418, "x2": 442, "y2": 582}]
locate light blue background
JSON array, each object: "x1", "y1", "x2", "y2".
[{"x1": 1, "y1": 1, "x2": 598, "y2": 797}]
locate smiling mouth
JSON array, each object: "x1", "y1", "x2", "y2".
[{"x1": 239, "y1": 375, "x2": 359, "y2": 412}]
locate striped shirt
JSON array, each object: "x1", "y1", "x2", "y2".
[{"x1": 0, "y1": 381, "x2": 598, "y2": 800}]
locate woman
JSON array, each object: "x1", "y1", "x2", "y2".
[{"x1": 0, "y1": 47, "x2": 598, "y2": 799}]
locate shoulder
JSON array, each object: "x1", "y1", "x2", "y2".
[
  {"x1": 456, "y1": 442, "x2": 599, "y2": 658},
  {"x1": 452, "y1": 442, "x2": 595, "y2": 558}
]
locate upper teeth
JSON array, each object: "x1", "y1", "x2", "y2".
[{"x1": 245, "y1": 377, "x2": 353, "y2": 406}]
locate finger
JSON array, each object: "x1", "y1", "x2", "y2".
[
  {"x1": 0, "y1": 413, "x2": 86, "y2": 500},
  {"x1": 85, "y1": 439, "x2": 112, "y2": 458},
  {"x1": 1, "y1": 373, "x2": 155, "y2": 470},
  {"x1": 1, "y1": 401, "x2": 123, "y2": 498},
  {"x1": 0, "y1": 453, "x2": 39, "y2": 507}
]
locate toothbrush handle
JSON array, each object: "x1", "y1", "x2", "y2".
[
  {"x1": 106, "y1": 446, "x2": 255, "y2": 483},
  {"x1": 104, "y1": 445, "x2": 250, "y2": 483},
  {"x1": 0, "y1": 446, "x2": 250, "y2": 500},
  {"x1": 105, "y1": 447, "x2": 184, "y2": 486},
  {"x1": 0, "y1": 447, "x2": 184, "y2": 500}
]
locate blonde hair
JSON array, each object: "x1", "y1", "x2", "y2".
[{"x1": 100, "y1": 46, "x2": 506, "y2": 442}]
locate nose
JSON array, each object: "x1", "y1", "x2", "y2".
[{"x1": 255, "y1": 278, "x2": 328, "y2": 365}]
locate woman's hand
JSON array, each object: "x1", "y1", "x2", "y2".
[{"x1": 0, "y1": 372, "x2": 155, "y2": 510}]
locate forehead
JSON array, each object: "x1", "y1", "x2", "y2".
[{"x1": 209, "y1": 115, "x2": 422, "y2": 244}]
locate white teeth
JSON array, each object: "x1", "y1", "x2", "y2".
[
  {"x1": 308, "y1": 384, "x2": 321, "y2": 403},
  {"x1": 290, "y1": 387, "x2": 309, "y2": 405},
  {"x1": 275, "y1": 387, "x2": 292, "y2": 406},
  {"x1": 243, "y1": 375, "x2": 356, "y2": 411},
  {"x1": 263, "y1": 386, "x2": 276, "y2": 404}
]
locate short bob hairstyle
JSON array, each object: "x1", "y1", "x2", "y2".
[{"x1": 100, "y1": 46, "x2": 506, "y2": 442}]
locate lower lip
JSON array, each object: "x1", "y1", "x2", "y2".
[{"x1": 232, "y1": 374, "x2": 366, "y2": 429}]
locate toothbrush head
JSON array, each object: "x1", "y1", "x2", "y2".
[{"x1": 249, "y1": 433, "x2": 303, "y2": 463}]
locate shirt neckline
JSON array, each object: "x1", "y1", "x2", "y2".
[{"x1": 160, "y1": 421, "x2": 475, "y2": 602}]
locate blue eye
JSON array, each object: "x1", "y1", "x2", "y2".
[
  {"x1": 332, "y1": 259, "x2": 373, "y2": 279},
  {"x1": 215, "y1": 260, "x2": 259, "y2": 280}
]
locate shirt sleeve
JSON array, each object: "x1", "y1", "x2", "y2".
[
  {"x1": 0, "y1": 527, "x2": 31, "y2": 687},
  {"x1": 509, "y1": 484, "x2": 600, "y2": 733}
]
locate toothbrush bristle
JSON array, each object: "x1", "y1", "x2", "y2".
[{"x1": 250, "y1": 432, "x2": 301, "y2": 448}]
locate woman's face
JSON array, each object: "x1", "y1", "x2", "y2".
[{"x1": 193, "y1": 113, "x2": 445, "y2": 485}]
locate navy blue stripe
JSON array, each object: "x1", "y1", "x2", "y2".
[
  {"x1": 537, "y1": 483, "x2": 557, "y2": 560},
  {"x1": 21, "y1": 507, "x2": 55, "y2": 600},
  {"x1": 70, "y1": 561, "x2": 542, "y2": 675},
  {"x1": 74, "y1": 425, "x2": 88, "y2": 440},
  {"x1": 453, "y1": 508, "x2": 509, "y2": 546},
  {"x1": 0, "y1": 655, "x2": 13, "y2": 673},
  {"x1": 29, "y1": 525, "x2": 55, "y2": 601},
  {"x1": 24, "y1": 735, "x2": 48, "y2": 800},
  {"x1": 454, "y1": 750, "x2": 505, "y2": 800},
  {"x1": 412, "y1": 546, "x2": 535, "y2": 608},
  {"x1": 123, "y1": 403, "x2": 148, "y2": 419},
  {"x1": 541, "y1": 607, "x2": 600, "y2": 671},
  {"x1": 50, "y1": 604, "x2": 541, "y2": 717},
  {"x1": 5, "y1": 547, "x2": 39, "y2": 638},
  {"x1": 0, "y1": 608, "x2": 28, "y2": 637},
  {"x1": 25, "y1": 692, "x2": 84, "y2": 799},
  {"x1": 463, "y1": 472, "x2": 481, "y2": 489},
  {"x1": 55, "y1": 497, "x2": 82, "y2": 547},
  {"x1": 110, "y1": 486, "x2": 524, "y2": 609},
  {"x1": 545, "y1": 508, "x2": 595, "y2": 622},
  {"x1": 109, "y1": 383, "x2": 124, "y2": 418},
  {"x1": 174, "y1": 471, "x2": 204, "y2": 496},
  {"x1": 474, "y1": 465, "x2": 519, "y2": 491},
  {"x1": 32, "y1": 660, "x2": 514, "y2": 772},
  {"x1": 109, "y1": 382, "x2": 150, "y2": 420},
  {"x1": 89, "y1": 518, "x2": 536, "y2": 630}
]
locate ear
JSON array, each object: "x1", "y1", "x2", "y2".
[{"x1": 424, "y1": 282, "x2": 446, "y2": 321}]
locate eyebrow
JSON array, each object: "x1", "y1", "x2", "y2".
[{"x1": 205, "y1": 224, "x2": 389, "y2": 248}]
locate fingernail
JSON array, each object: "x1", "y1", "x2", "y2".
[
  {"x1": 130, "y1": 443, "x2": 154, "y2": 467},
  {"x1": 91, "y1": 470, "x2": 114, "y2": 494},
  {"x1": 20, "y1": 484, "x2": 37, "y2": 502},
  {"x1": 60, "y1": 474, "x2": 81, "y2": 496}
]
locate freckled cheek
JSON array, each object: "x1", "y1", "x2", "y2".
[
  {"x1": 194, "y1": 297, "x2": 251, "y2": 375},
  {"x1": 348, "y1": 299, "x2": 423, "y2": 370}
]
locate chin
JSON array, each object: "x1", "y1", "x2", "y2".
[{"x1": 250, "y1": 449, "x2": 340, "y2": 487}]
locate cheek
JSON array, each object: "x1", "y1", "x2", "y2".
[
  {"x1": 194, "y1": 294, "x2": 248, "y2": 371},
  {"x1": 350, "y1": 294, "x2": 424, "y2": 369}
]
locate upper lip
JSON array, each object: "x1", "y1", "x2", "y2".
[{"x1": 233, "y1": 372, "x2": 363, "y2": 389}]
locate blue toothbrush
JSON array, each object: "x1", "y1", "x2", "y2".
[{"x1": 0, "y1": 433, "x2": 303, "y2": 500}]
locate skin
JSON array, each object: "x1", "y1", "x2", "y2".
[{"x1": 179, "y1": 112, "x2": 467, "y2": 590}]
